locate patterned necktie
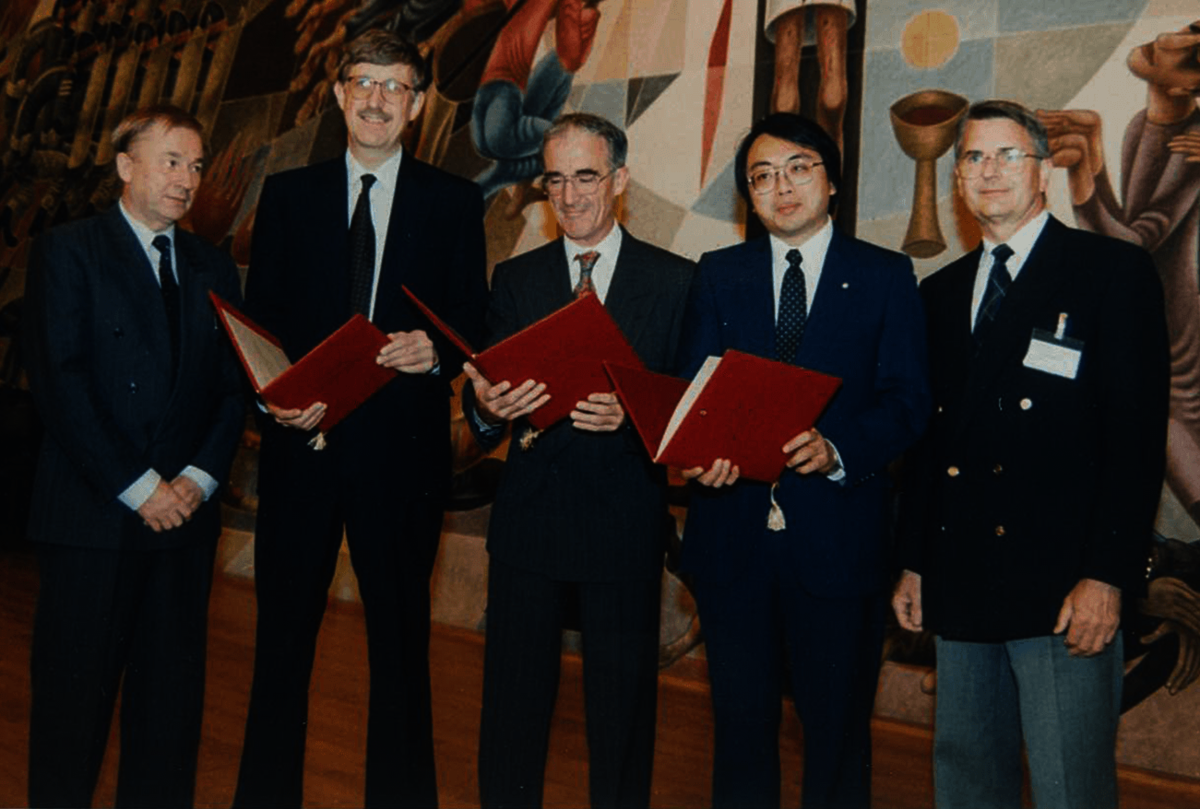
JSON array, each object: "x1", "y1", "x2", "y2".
[
  {"x1": 152, "y1": 234, "x2": 180, "y2": 370},
  {"x1": 974, "y1": 243, "x2": 1015, "y2": 343},
  {"x1": 775, "y1": 248, "x2": 807, "y2": 362},
  {"x1": 349, "y1": 173, "x2": 377, "y2": 317},
  {"x1": 574, "y1": 251, "x2": 600, "y2": 299}
]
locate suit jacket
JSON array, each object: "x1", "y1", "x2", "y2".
[
  {"x1": 896, "y1": 216, "x2": 1169, "y2": 641},
  {"x1": 469, "y1": 230, "x2": 694, "y2": 583},
  {"x1": 676, "y1": 228, "x2": 931, "y2": 596},
  {"x1": 244, "y1": 153, "x2": 488, "y2": 507},
  {"x1": 24, "y1": 205, "x2": 244, "y2": 551}
]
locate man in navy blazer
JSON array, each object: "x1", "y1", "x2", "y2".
[
  {"x1": 678, "y1": 112, "x2": 930, "y2": 809},
  {"x1": 463, "y1": 113, "x2": 694, "y2": 808},
  {"x1": 23, "y1": 104, "x2": 244, "y2": 807},
  {"x1": 233, "y1": 31, "x2": 487, "y2": 809},
  {"x1": 893, "y1": 100, "x2": 1169, "y2": 809}
]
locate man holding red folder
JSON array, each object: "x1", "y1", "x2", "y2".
[
  {"x1": 233, "y1": 31, "x2": 488, "y2": 808},
  {"x1": 677, "y1": 113, "x2": 930, "y2": 809},
  {"x1": 463, "y1": 112, "x2": 694, "y2": 808}
]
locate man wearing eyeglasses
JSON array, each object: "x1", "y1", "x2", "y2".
[
  {"x1": 677, "y1": 112, "x2": 930, "y2": 809},
  {"x1": 233, "y1": 29, "x2": 488, "y2": 809},
  {"x1": 462, "y1": 112, "x2": 693, "y2": 809},
  {"x1": 893, "y1": 99, "x2": 1169, "y2": 809}
]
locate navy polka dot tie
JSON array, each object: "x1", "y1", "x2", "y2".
[
  {"x1": 348, "y1": 173, "x2": 377, "y2": 317},
  {"x1": 775, "y1": 248, "x2": 807, "y2": 362}
]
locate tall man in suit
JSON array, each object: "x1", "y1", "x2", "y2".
[
  {"x1": 679, "y1": 112, "x2": 930, "y2": 809},
  {"x1": 463, "y1": 112, "x2": 694, "y2": 808},
  {"x1": 233, "y1": 30, "x2": 488, "y2": 809},
  {"x1": 892, "y1": 100, "x2": 1170, "y2": 809},
  {"x1": 23, "y1": 104, "x2": 244, "y2": 808}
]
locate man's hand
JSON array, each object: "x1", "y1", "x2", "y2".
[
  {"x1": 378, "y1": 329, "x2": 438, "y2": 374},
  {"x1": 1170, "y1": 133, "x2": 1200, "y2": 163},
  {"x1": 463, "y1": 362, "x2": 549, "y2": 425},
  {"x1": 571, "y1": 392, "x2": 624, "y2": 432},
  {"x1": 1037, "y1": 109, "x2": 1103, "y2": 205},
  {"x1": 681, "y1": 459, "x2": 740, "y2": 488},
  {"x1": 893, "y1": 569, "x2": 924, "y2": 632},
  {"x1": 1053, "y1": 578, "x2": 1122, "y2": 657},
  {"x1": 169, "y1": 476, "x2": 205, "y2": 514},
  {"x1": 783, "y1": 428, "x2": 838, "y2": 475},
  {"x1": 267, "y1": 401, "x2": 326, "y2": 431},
  {"x1": 137, "y1": 480, "x2": 192, "y2": 533}
]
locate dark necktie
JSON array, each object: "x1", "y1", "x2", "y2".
[
  {"x1": 349, "y1": 173, "x2": 377, "y2": 317},
  {"x1": 775, "y1": 248, "x2": 807, "y2": 362},
  {"x1": 574, "y1": 251, "x2": 600, "y2": 299},
  {"x1": 974, "y1": 243, "x2": 1015, "y2": 343},
  {"x1": 152, "y1": 234, "x2": 180, "y2": 370}
]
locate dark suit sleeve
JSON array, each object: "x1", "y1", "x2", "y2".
[
  {"x1": 426, "y1": 183, "x2": 488, "y2": 376},
  {"x1": 181, "y1": 246, "x2": 245, "y2": 486},
  {"x1": 23, "y1": 233, "x2": 148, "y2": 501},
  {"x1": 1082, "y1": 249, "x2": 1168, "y2": 590},
  {"x1": 462, "y1": 261, "x2": 520, "y2": 451},
  {"x1": 823, "y1": 258, "x2": 931, "y2": 485},
  {"x1": 243, "y1": 175, "x2": 290, "y2": 340},
  {"x1": 674, "y1": 252, "x2": 724, "y2": 379}
]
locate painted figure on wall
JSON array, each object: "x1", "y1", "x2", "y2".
[
  {"x1": 470, "y1": 0, "x2": 602, "y2": 201},
  {"x1": 1039, "y1": 20, "x2": 1200, "y2": 524},
  {"x1": 765, "y1": 0, "x2": 856, "y2": 154}
]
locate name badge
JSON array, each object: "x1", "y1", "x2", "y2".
[{"x1": 1023, "y1": 315, "x2": 1082, "y2": 380}]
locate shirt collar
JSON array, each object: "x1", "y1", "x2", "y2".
[
  {"x1": 118, "y1": 199, "x2": 175, "y2": 248},
  {"x1": 563, "y1": 221, "x2": 623, "y2": 264},
  {"x1": 767, "y1": 216, "x2": 834, "y2": 271},
  {"x1": 981, "y1": 210, "x2": 1049, "y2": 280},
  {"x1": 346, "y1": 147, "x2": 403, "y2": 192}
]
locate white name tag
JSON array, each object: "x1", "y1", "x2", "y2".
[{"x1": 1023, "y1": 328, "x2": 1081, "y2": 380}]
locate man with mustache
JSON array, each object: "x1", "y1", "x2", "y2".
[
  {"x1": 232, "y1": 29, "x2": 488, "y2": 809},
  {"x1": 23, "y1": 103, "x2": 244, "y2": 807}
]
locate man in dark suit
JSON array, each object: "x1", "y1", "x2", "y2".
[
  {"x1": 22, "y1": 104, "x2": 244, "y2": 808},
  {"x1": 463, "y1": 112, "x2": 694, "y2": 809},
  {"x1": 678, "y1": 112, "x2": 930, "y2": 809},
  {"x1": 232, "y1": 31, "x2": 487, "y2": 809},
  {"x1": 892, "y1": 99, "x2": 1169, "y2": 809}
]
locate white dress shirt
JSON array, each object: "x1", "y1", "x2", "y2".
[{"x1": 970, "y1": 210, "x2": 1049, "y2": 329}]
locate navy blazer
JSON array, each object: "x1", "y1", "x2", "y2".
[
  {"x1": 245, "y1": 153, "x2": 488, "y2": 504},
  {"x1": 24, "y1": 206, "x2": 244, "y2": 550},
  {"x1": 897, "y1": 216, "x2": 1169, "y2": 641},
  {"x1": 468, "y1": 230, "x2": 694, "y2": 583},
  {"x1": 676, "y1": 228, "x2": 931, "y2": 596}
]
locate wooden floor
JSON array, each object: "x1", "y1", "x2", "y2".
[{"x1": 3, "y1": 543, "x2": 1200, "y2": 809}]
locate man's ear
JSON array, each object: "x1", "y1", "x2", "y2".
[{"x1": 116, "y1": 152, "x2": 133, "y2": 184}]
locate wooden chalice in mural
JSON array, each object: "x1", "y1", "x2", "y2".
[{"x1": 890, "y1": 90, "x2": 968, "y2": 258}]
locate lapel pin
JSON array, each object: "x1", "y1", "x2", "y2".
[{"x1": 842, "y1": 282, "x2": 849, "y2": 289}]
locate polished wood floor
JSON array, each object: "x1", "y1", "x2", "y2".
[{"x1": 3, "y1": 542, "x2": 1200, "y2": 808}]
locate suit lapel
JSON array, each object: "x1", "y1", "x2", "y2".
[
  {"x1": 796, "y1": 229, "x2": 852, "y2": 366},
  {"x1": 102, "y1": 208, "x2": 174, "y2": 378},
  {"x1": 955, "y1": 217, "x2": 1074, "y2": 437},
  {"x1": 604, "y1": 231, "x2": 661, "y2": 352},
  {"x1": 376, "y1": 156, "x2": 420, "y2": 315}
]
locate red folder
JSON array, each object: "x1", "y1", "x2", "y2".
[
  {"x1": 210, "y1": 292, "x2": 395, "y2": 433},
  {"x1": 404, "y1": 286, "x2": 643, "y2": 430},
  {"x1": 605, "y1": 350, "x2": 842, "y2": 482}
]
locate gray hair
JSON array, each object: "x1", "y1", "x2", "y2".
[
  {"x1": 954, "y1": 99, "x2": 1050, "y2": 161},
  {"x1": 543, "y1": 113, "x2": 628, "y2": 171}
]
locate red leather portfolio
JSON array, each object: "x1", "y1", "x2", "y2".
[
  {"x1": 404, "y1": 286, "x2": 643, "y2": 430},
  {"x1": 210, "y1": 292, "x2": 395, "y2": 433},
  {"x1": 605, "y1": 350, "x2": 842, "y2": 482}
]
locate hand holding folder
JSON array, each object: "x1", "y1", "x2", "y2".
[
  {"x1": 404, "y1": 286, "x2": 643, "y2": 430},
  {"x1": 209, "y1": 292, "x2": 396, "y2": 435},
  {"x1": 604, "y1": 350, "x2": 842, "y2": 483}
]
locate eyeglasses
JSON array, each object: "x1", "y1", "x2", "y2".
[
  {"x1": 541, "y1": 170, "x2": 614, "y2": 196},
  {"x1": 957, "y1": 147, "x2": 1044, "y2": 178},
  {"x1": 344, "y1": 75, "x2": 416, "y2": 99},
  {"x1": 747, "y1": 159, "x2": 825, "y2": 194}
]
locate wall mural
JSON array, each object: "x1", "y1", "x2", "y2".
[{"x1": 2, "y1": 0, "x2": 1200, "y2": 779}]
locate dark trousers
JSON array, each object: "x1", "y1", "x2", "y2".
[
  {"x1": 478, "y1": 557, "x2": 662, "y2": 809},
  {"x1": 233, "y1": 477, "x2": 444, "y2": 809},
  {"x1": 694, "y1": 537, "x2": 887, "y2": 809},
  {"x1": 28, "y1": 539, "x2": 216, "y2": 809}
]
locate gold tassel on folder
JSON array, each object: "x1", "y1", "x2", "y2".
[
  {"x1": 519, "y1": 426, "x2": 542, "y2": 451},
  {"x1": 308, "y1": 432, "x2": 327, "y2": 451},
  {"x1": 767, "y1": 481, "x2": 786, "y2": 532}
]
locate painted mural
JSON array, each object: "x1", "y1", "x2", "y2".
[{"x1": 2, "y1": 0, "x2": 1200, "y2": 779}]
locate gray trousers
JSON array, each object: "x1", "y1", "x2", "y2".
[{"x1": 932, "y1": 634, "x2": 1123, "y2": 809}]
